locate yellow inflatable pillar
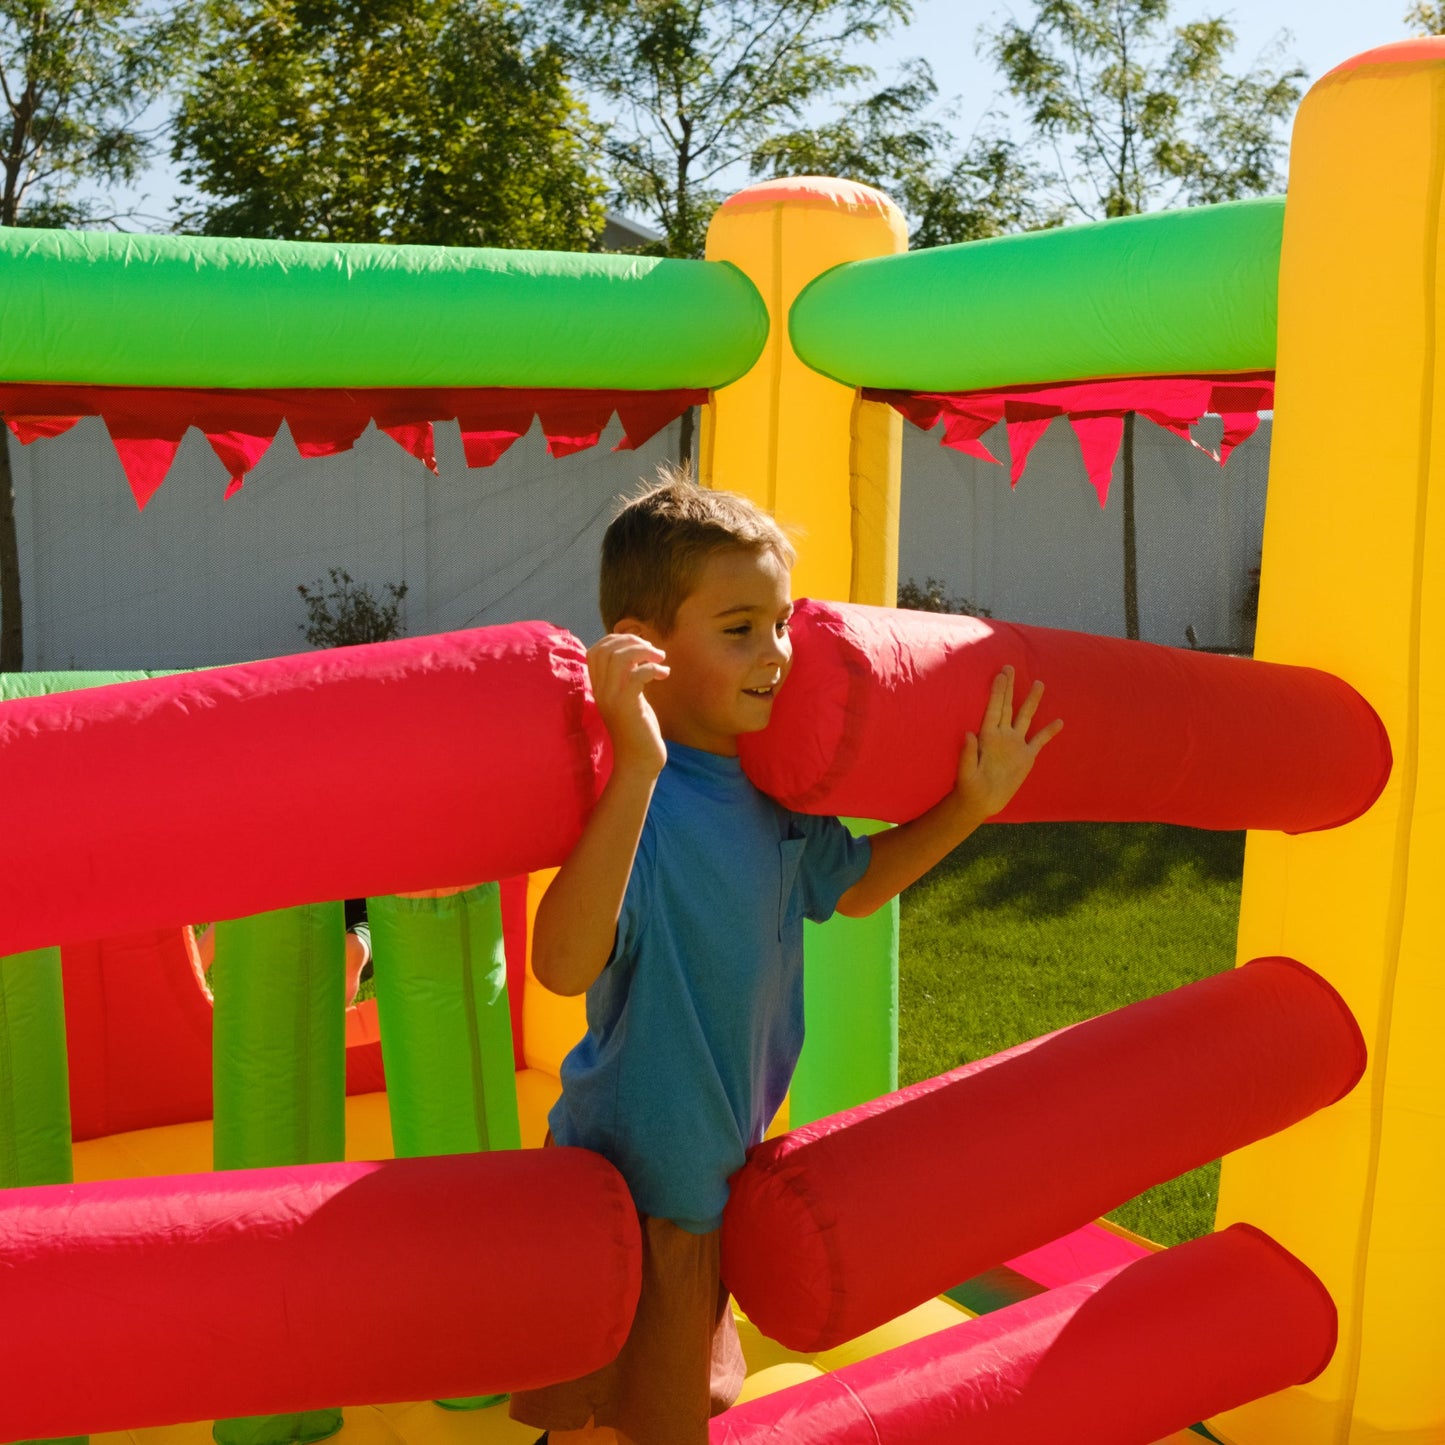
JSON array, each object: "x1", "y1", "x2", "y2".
[
  {"x1": 701, "y1": 177, "x2": 907, "y2": 605},
  {"x1": 1212, "y1": 40, "x2": 1445, "y2": 1445}
]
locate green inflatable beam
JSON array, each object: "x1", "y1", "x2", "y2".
[
  {"x1": 211, "y1": 904, "x2": 346, "y2": 1445},
  {"x1": 0, "y1": 671, "x2": 177, "y2": 701},
  {"x1": 789, "y1": 197, "x2": 1283, "y2": 392},
  {"x1": 791, "y1": 820, "x2": 898, "y2": 1126},
  {"x1": 0, "y1": 229, "x2": 768, "y2": 391},
  {"x1": 368, "y1": 885, "x2": 520, "y2": 1414}
]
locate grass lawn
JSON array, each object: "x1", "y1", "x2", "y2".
[{"x1": 896, "y1": 821, "x2": 1246, "y2": 1246}]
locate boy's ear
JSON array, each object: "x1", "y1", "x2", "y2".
[{"x1": 615, "y1": 616, "x2": 662, "y2": 646}]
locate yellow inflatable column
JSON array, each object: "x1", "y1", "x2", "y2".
[
  {"x1": 701, "y1": 177, "x2": 907, "y2": 605},
  {"x1": 1212, "y1": 40, "x2": 1445, "y2": 1445}
]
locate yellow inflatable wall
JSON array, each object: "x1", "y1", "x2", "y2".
[
  {"x1": 1212, "y1": 39, "x2": 1445, "y2": 1445},
  {"x1": 700, "y1": 176, "x2": 906, "y2": 607}
]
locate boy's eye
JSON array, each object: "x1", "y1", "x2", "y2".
[
  {"x1": 776, "y1": 619, "x2": 790, "y2": 635},
  {"x1": 725, "y1": 624, "x2": 750, "y2": 636}
]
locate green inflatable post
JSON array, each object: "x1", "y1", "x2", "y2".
[
  {"x1": 0, "y1": 946, "x2": 86, "y2": 1445},
  {"x1": 369, "y1": 884, "x2": 519, "y2": 1411},
  {"x1": 211, "y1": 903, "x2": 346, "y2": 1445},
  {"x1": 791, "y1": 820, "x2": 898, "y2": 1127}
]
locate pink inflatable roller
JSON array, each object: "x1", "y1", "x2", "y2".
[
  {"x1": 739, "y1": 600, "x2": 1390, "y2": 831},
  {"x1": 0, "y1": 1148, "x2": 640, "y2": 1439},
  {"x1": 0, "y1": 623, "x2": 604, "y2": 955},
  {"x1": 711, "y1": 1226, "x2": 1336, "y2": 1444},
  {"x1": 721, "y1": 958, "x2": 1364, "y2": 1352}
]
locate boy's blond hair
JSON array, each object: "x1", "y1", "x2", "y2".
[{"x1": 599, "y1": 463, "x2": 796, "y2": 633}]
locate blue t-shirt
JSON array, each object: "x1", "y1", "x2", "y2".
[{"x1": 548, "y1": 742, "x2": 872, "y2": 1232}]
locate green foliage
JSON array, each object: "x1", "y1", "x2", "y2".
[
  {"x1": 172, "y1": 0, "x2": 606, "y2": 248},
  {"x1": 297, "y1": 568, "x2": 409, "y2": 648},
  {"x1": 896, "y1": 574, "x2": 992, "y2": 617},
  {"x1": 548, "y1": 0, "x2": 916, "y2": 258},
  {"x1": 987, "y1": 0, "x2": 1305, "y2": 220},
  {"x1": 0, "y1": 0, "x2": 193, "y2": 229},
  {"x1": 754, "y1": 59, "x2": 1061, "y2": 246},
  {"x1": 899, "y1": 821, "x2": 1245, "y2": 1244},
  {"x1": 1407, "y1": 1, "x2": 1445, "y2": 34}
]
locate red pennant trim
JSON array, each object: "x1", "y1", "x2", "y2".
[
  {"x1": 1218, "y1": 410, "x2": 1263, "y2": 464},
  {"x1": 1070, "y1": 415, "x2": 1126, "y2": 505},
  {"x1": 537, "y1": 398, "x2": 615, "y2": 458},
  {"x1": 865, "y1": 373, "x2": 1274, "y2": 508},
  {"x1": 6, "y1": 414, "x2": 81, "y2": 444},
  {"x1": 1005, "y1": 417, "x2": 1053, "y2": 485},
  {"x1": 379, "y1": 420, "x2": 439, "y2": 474},
  {"x1": 110, "y1": 436, "x2": 185, "y2": 510},
  {"x1": 0, "y1": 383, "x2": 708, "y2": 503},
  {"x1": 614, "y1": 391, "x2": 704, "y2": 452},
  {"x1": 206, "y1": 428, "x2": 281, "y2": 497}
]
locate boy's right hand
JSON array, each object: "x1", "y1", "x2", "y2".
[{"x1": 588, "y1": 633, "x2": 670, "y2": 777}]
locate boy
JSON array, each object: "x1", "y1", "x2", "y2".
[{"x1": 510, "y1": 475, "x2": 1060, "y2": 1445}]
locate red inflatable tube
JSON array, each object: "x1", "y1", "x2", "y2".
[
  {"x1": 0, "y1": 623, "x2": 605, "y2": 956},
  {"x1": 711, "y1": 1225, "x2": 1336, "y2": 1444},
  {"x1": 721, "y1": 957, "x2": 1364, "y2": 1352},
  {"x1": 0, "y1": 1148, "x2": 639, "y2": 1439},
  {"x1": 738, "y1": 600, "x2": 1391, "y2": 831}
]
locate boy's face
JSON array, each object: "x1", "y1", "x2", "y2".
[{"x1": 625, "y1": 546, "x2": 793, "y2": 757}]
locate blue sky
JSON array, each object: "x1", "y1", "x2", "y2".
[{"x1": 110, "y1": 1, "x2": 1420, "y2": 228}]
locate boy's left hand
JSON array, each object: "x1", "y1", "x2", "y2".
[{"x1": 957, "y1": 666, "x2": 1062, "y2": 819}]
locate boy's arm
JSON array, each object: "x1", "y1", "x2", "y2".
[
  {"x1": 532, "y1": 634, "x2": 669, "y2": 997},
  {"x1": 836, "y1": 666, "x2": 1062, "y2": 918}
]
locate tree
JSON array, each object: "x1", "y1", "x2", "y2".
[
  {"x1": 172, "y1": 0, "x2": 606, "y2": 250},
  {"x1": 986, "y1": 0, "x2": 1304, "y2": 639},
  {"x1": 1406, "y1": 2, "x2": 1445, "y2": 34},
  {"x1": 548, "y1": 0, "x2": 988, "y2": 460},
  {"x1": 0, "y1": 0, "x2": 194, "y2": 669},
  {"x1": 753, "y1": 59, "x2": 1061, "y2": 247}
]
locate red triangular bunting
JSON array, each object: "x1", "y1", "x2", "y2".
[
  {"x1": 379, "y1": 420, "x2": 439, "y2": 474},
  {"x1": 110, "y1": 436, "x2": 185, "y2": 511},
  {"x1": 1217, "y1": 411, "x2": 1263, "y2": 465},
  {"x1": 939, "y1": 407, "x2": 1003, "y2": 464},
  {"x1": 537, "y1": 399, "x2": 614, "y2": 458},
  {"x1": 1004, "y1": 417, "x2": 1053, "y2": 485},
  {"x1": 458, "y1": 426, "x2": 529, "y2": 468},
  {"x1": 206, "y1": 428, "x2": 281, "y2": 497},
  {"x1": 6, "y1": 414, "x2": 81, "y2": 444},
  {"x1": 1070, "y1": 415, "x2": 1125, "y2": 506},
  {"x1": 614, "y1": 392, "x2": 701, "y2": 452}
]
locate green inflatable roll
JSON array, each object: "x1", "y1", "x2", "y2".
[
  {"x1": 0, "y1": 671, "x2": 177, "y2": 701},
  {"x1": 0, "y1": 229, "x2": 768, "y2": 391},
  {"x1": 789, "y1": 197, "x2": 1283, "y2": 391},
  {"x1": 211, "y1": 903, "x2": 347, "y2": 1445},
  {"x1": 790, "y1": 820, "x2": 898, "y2": 1126}
]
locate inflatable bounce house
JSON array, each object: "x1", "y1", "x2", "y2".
[{"x1": 0, "y1": 37, "x2": 1439, "y2": 1445}]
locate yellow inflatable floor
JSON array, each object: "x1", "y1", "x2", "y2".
[{"x1": 73, "y1": 1089, "x2": 1198, "y2": 1445}]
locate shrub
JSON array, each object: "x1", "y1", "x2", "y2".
[
  {"x1": 297, "y1": 568, "x2": 409, "y2": 648},
  {"x1": 897, "y1": 575, "x2": 992, "y2": 617}
]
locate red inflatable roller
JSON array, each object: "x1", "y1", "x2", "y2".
[
  {"x1": 738, "y1": 600, "x2": 1390, "y2": 831},
  {"x1": 0, "y1": 1148, "x2": 639, "y2": 1439},
  {"x1": 711, "y1": 1225, "x2": 1336, "y2": 1444},
  {"x1": 0, "y1": 623, "x2": 605, "y2": 956},
  {"x1": 721, "y1": 957, "x2": 1364, "y2": 1352}
]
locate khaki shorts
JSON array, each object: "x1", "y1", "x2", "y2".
[{"x1": 509, "y1": 1210, "x2": 746, "y2": 1445}]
